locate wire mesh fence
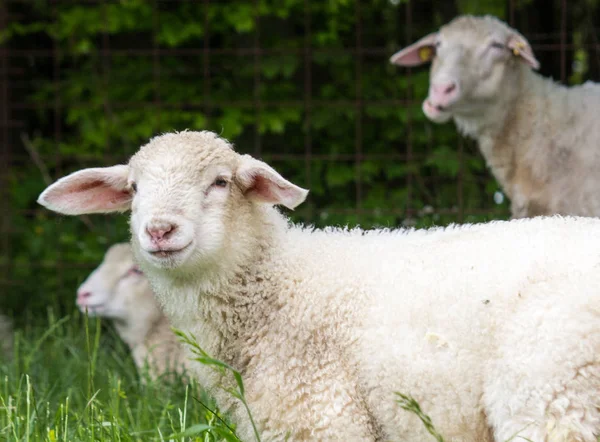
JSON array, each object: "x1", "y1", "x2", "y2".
[{"x1": 1, "y1": 0, "x2": 598, "y2": 314}]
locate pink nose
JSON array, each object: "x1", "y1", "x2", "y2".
[
  {"x1": 146, "y1": 221, "x2": 176, "y2": 243},
  {"x1": 430, "y1": 81, "x2": 458, "y2": 107},
  {"x1": 77, "y1": 291, "x2": 91, "y2": 303}
]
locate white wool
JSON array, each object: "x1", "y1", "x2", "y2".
[
  {"x1": 39, "y1": 131, "x2": 600, "y2": 441},
  {"x1": 393, "y1": 15, "x2": 600, "y2": 218},
  {"x1": 77, "y1": 243, "x2": 188, "y2": 380}
]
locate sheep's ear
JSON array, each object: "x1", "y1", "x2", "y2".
[
  {"x1": 235, "y1": 156, "x2": 308, "y2": 210},
  {"x1": 390, "y1": 32, "x2": 437, "y2": 66},
  {"x1": 38, "y1": 165, "x2": 132, "y2": 215},
  {"x1": 507, "y1": 34, "x2": 539, "y2": 70}
]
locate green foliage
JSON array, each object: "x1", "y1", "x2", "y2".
[
  {"x1": 456, "y1": 0, "x2": 506, "y2": 17},
  {"x1": 395, "y1": 392, "x2": 445, "y2": 442},
  {"x1": 0, "y1": 311, "x2": 234, "y2": 441},
  {"x1": 176, "y1": 330, "x2": 261, "y2": 442},
  {"x1": 3, "y1": 0, "x2": 514, "y2": 317}
]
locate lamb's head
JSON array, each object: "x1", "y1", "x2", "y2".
[
  {"x1": 77, "y1": 243, "x2": 157, "y2": 323},
  {"x1": 38, "y1": 131, "x2": 308, "y2": 276},
  {"x1": 390, "y1": 15, "x2": 540, "y2": 123}
]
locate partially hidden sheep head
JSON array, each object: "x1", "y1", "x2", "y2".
[
  {"x1": 390, "y1": 15, "x2": 540, "y2": 123},
  {"x1": 39, "y1": 131, "x2": 309, "y2": 275},
  {"x1": 77, "y1": 242, "x2": 158, "y2": 324}
]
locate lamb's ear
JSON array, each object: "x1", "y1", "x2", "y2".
[
  {"x1": 507, "y1": 34, "x2": 539, "y2": 70},
  {"x1": 235, "y1": 156, "x2": 308, "y2": 210},
  {"x1": 390, "y1": 32, "x2": 437, "y2": 66},
  {"x1": 37, "y1": 165, "x2": 132, "y2": 215}
]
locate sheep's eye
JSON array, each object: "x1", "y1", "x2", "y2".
[
  {"x1": 490, "y1": 41, "x2": 505, "y2": 50},
  {"x1": 213, "y1": 178, "x2": 228, "y2": 188},
  {"x1": 435, "y1": 41, "x2": 441, "y2": 48},
  {"x1": 131, "y1": 182, "x2": 138, "y2": 193}
]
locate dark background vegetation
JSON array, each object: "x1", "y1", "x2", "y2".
[{"x1": 1, "y1": 0, "x2": 599, "y2": 318}]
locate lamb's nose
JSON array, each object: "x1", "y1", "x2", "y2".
[
  {"x1": 76, "y1": 290, "x2": 91, "y2": 303},
  {"x1": 146, "y1": 221, "x2": 176, "y2": 242}
]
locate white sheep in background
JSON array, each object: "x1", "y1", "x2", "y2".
[
  {"x1": 38, "y1": 131, "x2": 600, "y2": 441},
  {"x1": 391, "y1": 15, "x2": 600, "y2": 219},
  {"x1": 77, "y1": 242, "x2": 188, "y2": 380}
]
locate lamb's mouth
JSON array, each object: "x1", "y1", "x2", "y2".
[
  {"x1": 422, "y1": 99, "x2": 454, "y2": 123},
  {"x1": 425, "y1": 99, "x2": 450, "y2": 113},
  {"x1": 148, "y1": 242, "x2": 192, "y2": 259},
  {"x1": 79, "y1": 304, "x2": 103, "y2": 313}
]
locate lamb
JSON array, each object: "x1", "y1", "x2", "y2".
[
  {"x1": 38, "y1": 130, "x2": 600, "y2": 441},
  {"x1": 77, "y1": 242, "x2": 188, "y2": 380},
  {"x1": 390, "y1": 15, "x2": 600, "y2": 219}
]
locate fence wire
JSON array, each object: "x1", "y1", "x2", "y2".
[{"x1": 0, "y1": 0, "x2": 597, "y2": 312}]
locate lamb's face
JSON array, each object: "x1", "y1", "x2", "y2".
[
  {"x1": 37, "y1": 131, "x2": 309, "y2": 276},
  {"x1": 77, "y1": 243, "x2": 152, "y2": 321},
  {"x1": 127, "y1": 134, "x2": 242, "y2": 271},
  {"x1": 127, "y1": 133, "x2": 308, "y2": 273},
  {"x1": 390, "y1": 15, "x2": 539, "y2": 123}
]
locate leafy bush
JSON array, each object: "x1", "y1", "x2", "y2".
[{"x1": 4, "y1": 0, "x2": 593, "y2": 315}]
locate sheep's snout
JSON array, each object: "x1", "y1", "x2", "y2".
[
  {"x1": 138, "y1": 216, "x2": 195, "y2": 266},
  {"x1": 76, "y1": 288, "x2": 98, "y2": 312},
  {"x1": 76, "y1": 289, "x2": 91, "y2": 306},
  {"x1": 429, "y1": 80, "x2": 459, "y2": 109},
  {"x1": 421, "y1": 76, "x2": 459, "y2": 124},
  {"x1": 75, "y1": 286, "x2": 105, "y2": 314},
  {"x1": 422, "y1": 98, "x2": 453, "y2": 123},
  {"x1": 146, "y1": 219, "x2": 177, "y2": 244}
]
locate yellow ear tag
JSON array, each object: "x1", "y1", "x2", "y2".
[
  {"x1": 512, "y1": 41, "x2": 525, "y2": 56},
  {"x1": 419, "y1": 46, "x2": 433, "y2": 62}
]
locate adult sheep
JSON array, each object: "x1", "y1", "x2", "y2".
[
  {"x1": 38, "y1": 131, "x2": 600, "y2": 441},
  {"x1": 390, "y1": 15, "x2": 600, "y2": 219},
  {"x1": 77, "y1": 242, "x2": 188, "y2": 380}
]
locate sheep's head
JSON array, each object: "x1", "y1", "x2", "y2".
[
  {"x1": 390, "y1": 15, "x2": 539, "y2": 123},
  {"x1": 77, "y1": 243, "x2": 156, "y2": 322},
  {"x1": 38, "y1": 131, "x2": 309, "y2": 274}
]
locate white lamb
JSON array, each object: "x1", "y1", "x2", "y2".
[
  {"x1": 391, "y1": 15, "x2": 600, "y2": 219},
  {"x1": 77, "y1": 242, "x2": 188, "y2": 380},
  {"x1": 38, "y1": 131, "x2": 600, "y2": 441}
]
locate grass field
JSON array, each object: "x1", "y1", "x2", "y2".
[
  {"x1": 3, "y1": 311, "x2": 596, "y2": 442},
  {"x1": 0, "y1": 310, "x2": 427, "y2": 442},
  {"x1": 0, "y1": 310, "x2": 238, "y2": 442}
]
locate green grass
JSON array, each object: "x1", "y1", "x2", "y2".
[
  {"x1": 0, "y1": 309, "x2": 236, "y2": 441},
  {"x1": 175, "y1": 331, "x2": 261, "y2": 442},
  {"x1": 395, "y1": 393, "x2": 445, "y2": 442},
  {"x1": 5, "y1": 311, "x2": 599, "y2": 442}
]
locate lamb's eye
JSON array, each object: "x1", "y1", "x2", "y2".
[
  {"x1": 131, "y1": 182, "x2": 138, "y2": 193},
  {"x1": 435, "y1": 41, "x2": 441, "y2": 48},
  {"x1": 490, "y1": 41, "x2": 505, "y2": 50},
  {"x1": 213, "y1": 178, "x2": 228, "y2": 188}
]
